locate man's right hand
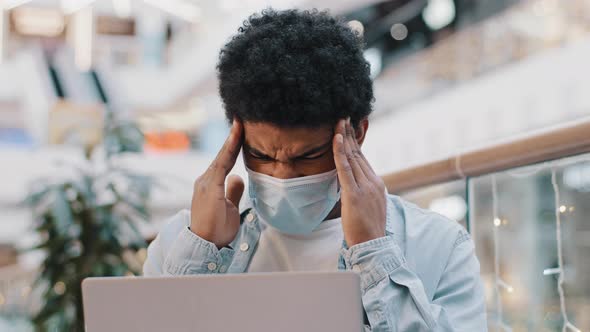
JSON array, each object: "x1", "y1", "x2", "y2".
[{"x1": 190, "y1": 119, "x2": 245, "y2": 249}]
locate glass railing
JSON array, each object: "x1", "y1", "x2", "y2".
[
  {"x1": 469, "y1": 154, "x2": 589, "y2": 331},
  {"x1": 395, "y1": 123, "x2": 590, "y2": 331}
]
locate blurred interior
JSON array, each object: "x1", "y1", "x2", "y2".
[{"x1": 0, "y1": 0, "x2": 589, "y2": 330}]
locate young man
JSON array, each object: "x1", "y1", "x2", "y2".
[{"x1": 144, "y1": 9, "x2": 487, "y2": 331}]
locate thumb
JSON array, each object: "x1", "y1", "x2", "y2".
[{"x1": 226, "y1": 174, "x2": 245, "y2": 208}]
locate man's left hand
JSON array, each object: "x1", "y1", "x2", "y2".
[{"x1": 333, "y1": 118, "x2": 387, "y2": 247}]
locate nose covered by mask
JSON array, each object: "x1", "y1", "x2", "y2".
[{"x1": 246, "y1": 168, "x2": 341, "y2": 235}]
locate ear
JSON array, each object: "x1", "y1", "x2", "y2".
[{"x1": 355, "y1": 117, "x2": 369, "y2": 146}]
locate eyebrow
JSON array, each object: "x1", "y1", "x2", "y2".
[{"x1": 245, "y1": 139, "x2": 333, "y2": 160}]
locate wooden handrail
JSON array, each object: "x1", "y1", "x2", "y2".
[{"x1": 382, "y1": 120, "x2": 590, "y2": 193}]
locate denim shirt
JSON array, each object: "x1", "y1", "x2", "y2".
[{"x1": 144, "y1": 195, "x2": 487, "y2": 331}]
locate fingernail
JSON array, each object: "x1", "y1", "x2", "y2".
[
  {"x1": 336, "y1": 134, "x2": 343, "y2": 144},
  {"x1": 346, "y1": 117, "x2": 351, "y2": 125}
]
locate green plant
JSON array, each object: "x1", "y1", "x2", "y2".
[{"x1": 26, "y1": 120, "x2": 151, "y2": 331}]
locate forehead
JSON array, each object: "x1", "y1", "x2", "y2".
[{"x1": 243, "y1": 122, "x2": 333, "y2": 152}]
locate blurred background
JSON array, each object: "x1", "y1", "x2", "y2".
[{"x1": 0, "y1": 0, "x2": 589, "y2": 330}]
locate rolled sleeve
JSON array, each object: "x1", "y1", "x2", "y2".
[
  {"x1": 341, "y1": 231, "x2": 487, "y2": 331},
  {"x1": 164, "y1": 227, "x2": 235, "y2": 275},
  {"x1": 341, "y1": 235, "x2": 405, "y2": 292},
  {"x1": 143, "y1": 210, "x2": 235, "y2": 276}
]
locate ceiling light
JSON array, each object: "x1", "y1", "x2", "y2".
[
  {"x1": 347, "y1": 20, "x2": 364, "y2": 36},
  {"x1": 390, "y1": 23, "x2": 408, "y2": 41},
  {"x1": 422, "y1": 0, "x2": 456, "y2": 30}
]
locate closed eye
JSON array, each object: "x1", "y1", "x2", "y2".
[
  {"x1": 249, "y1": 151, "x2": 274, "y2": 161},
  {"x1": 297, "y1": 150, "x2": 330, "y2": 161}
]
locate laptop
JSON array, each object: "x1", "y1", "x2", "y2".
[{"x1": 82, "y1": 271, "x2": 363, "y2": 332}]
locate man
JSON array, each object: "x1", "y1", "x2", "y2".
[{"x1": 144, "y1": 8, "x2": 487, "y2": 331}]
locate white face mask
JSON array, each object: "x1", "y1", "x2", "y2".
[{"x1": 246, "y1": 167, "x2": 341, "y2": 235}]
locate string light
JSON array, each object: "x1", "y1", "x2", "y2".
[
  {"x1": 491, "y1": 175, "x2": 513, "y2": 332},
  {"x1": 548, "y1": 170, "x2": 581, "y2": 332},
  {"x1": 494, "y1": 217, "x2": 501, "y2": 227}
]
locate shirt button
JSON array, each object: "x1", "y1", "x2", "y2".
[
  {"x1": 352, "y1": 265, "x2": 361, "y2": 273},
  {"x1": 219, "y1": 265, "x2": 227, "y2": 273},
  {"x1": 207, "y1": 262, "x2": 217, "y2": 271},
  {"x1": 240, "y1": 243, "x2": 249, "y2": 252},
  {"x1": 246, "y1": 212, "x2": 255, "y2": 222}
]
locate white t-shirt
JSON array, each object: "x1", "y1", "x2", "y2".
[{"x1": 247, "y1": 218, "x2": 344, "y2": 272}]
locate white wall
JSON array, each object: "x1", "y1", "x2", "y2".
[{"x1": 364, "y1": 38, "x2": 590, "y2": 175}]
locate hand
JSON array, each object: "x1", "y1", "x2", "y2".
[
  {"x1": 333, "y1": 118, "x2": 387, "y2": 247},
  {"x1": 190, "y1": 120, "x2": 245, "y2": 249}
]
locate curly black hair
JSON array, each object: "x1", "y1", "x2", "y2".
[{"x1": 217, "y1": 8, "x2": 374, "y2": 128}]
